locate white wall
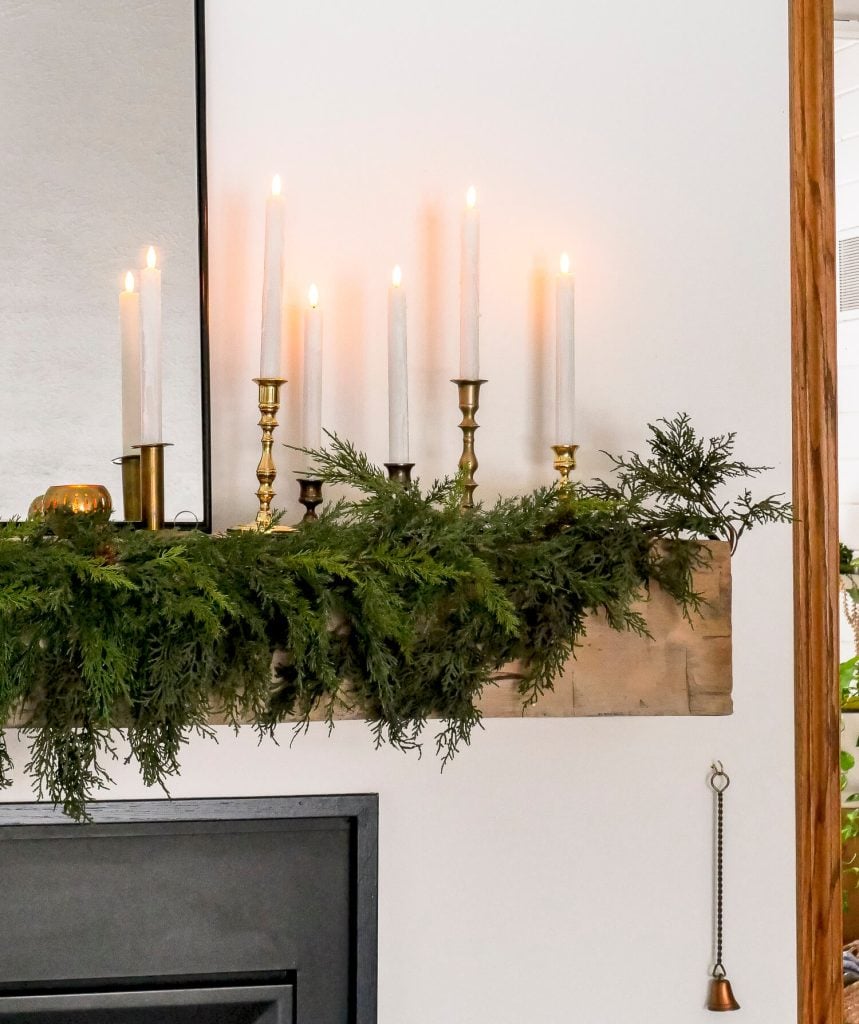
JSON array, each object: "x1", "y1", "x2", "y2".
[{"x1": 2, "y1": 2, "x2": 795, "y2": 1021}]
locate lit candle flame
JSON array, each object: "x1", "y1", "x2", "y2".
[
  {"x1": 146, "y1": 246, "x2": 157, "y2": 270},
  {"x1": 272, "y1": 174, "x2": 282, "y2": 197},
  {"x1": 392, "y1": 265, "x2": 402, "y2": 287},
  {"x1": 560, "y1": 252, "x2": 571, "y2": 275},
  {"x1": 124, "y1": 271, "x2": 135, "y2": 293},
  {"x1": 308, "y1": 283, "x2": 319, "y2": 308},
  {"x1": 466, "y1": 185, "x2": 477, "y2": 209}
]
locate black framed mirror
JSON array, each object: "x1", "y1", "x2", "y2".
[{"x1": 0, "y1": 0, "x2": 211, "y2": 531}]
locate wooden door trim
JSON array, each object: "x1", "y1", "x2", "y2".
[{"x1": 791, "y1": 1, "x2": 841, "y2": 1021}]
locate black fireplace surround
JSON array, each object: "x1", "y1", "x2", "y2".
[{"x1": 0, "y1": 795, "x2": 378, "y2": 1023}]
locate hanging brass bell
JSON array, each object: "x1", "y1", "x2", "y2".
[{"x1": 707, "y1": 975, "x2": 740, "y2": 1012}]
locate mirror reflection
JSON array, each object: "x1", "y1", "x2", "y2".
[{"x1": 0, "y1": 0, "x2": 207, "y2": 524}]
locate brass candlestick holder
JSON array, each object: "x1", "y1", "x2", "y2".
[
  {"x1": 452, "y1": 379, "x2": 486, "y2": 510},
  {"x1": 233, "y1": 377, "x2": 294, "y2": 533},
  {"x1": 113, "y1": 454, "x2": 142, "y2": 522},
  {"x1": 254, "y1": 377, "x2": 287, "y2": 527},
  {"x1": 133, "y1": 442, "x2": 171, "y2": 530},
  {"x1": 297, "y1": 478, "x2": 323, "y2": 522},
  {"x1": 385, "y1": 463, "x2": 414, "y2": 485},
  {"x1": 551, "y1": 443, "x2": 579, "y2": 494}
]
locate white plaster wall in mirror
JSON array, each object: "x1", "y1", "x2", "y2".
[
  {"x1": 0, "y1": 0, "x2": 204, "y2": 522},
  {"x1": 2, "y1": 1, "x2": 794, "y2": 1021}
]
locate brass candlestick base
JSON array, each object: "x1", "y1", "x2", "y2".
[
  {"x1": 133, "y1": 443, "x2": 171, "y2": 530},
  {"x1": 114, "y1": 454, "x2": 142, "y2": 522},
  {"x1": 452, "y1": 379, "x2": 486, "y2": 510},
  {"x1": 252, "y1": 377, "x2": 287, "y2": 529},
  {"x1": 551, "y1": 443, "x2": 579, "y2": 494},
  {"x1": 297, "y1": 478, "x2": 323, "y2": 522},
  {"x1": 385, "y1": 463, "x2": 414, "y2": 485}
]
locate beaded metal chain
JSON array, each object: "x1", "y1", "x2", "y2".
[{"x1": 709, "y1": 761, "x2": 730, "y2": 980}]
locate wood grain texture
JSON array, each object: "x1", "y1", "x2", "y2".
[
  {"x1": 235, "y1": 540, "x2": 732, "y2": 723},
  {"x1": 791, "y1": 2, "x2": 842, "y2": 1022}
]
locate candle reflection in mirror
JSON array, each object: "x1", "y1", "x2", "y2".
[
  {"x1": 140, "y1": 246, "x2": 162, "y2": 444},
  {"x1": 119, "y1": 270, "x2": 141, "y2": 455}
]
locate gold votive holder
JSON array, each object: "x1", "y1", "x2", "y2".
[
  {"x1": 452, "y1": 378, "x2": 487, "y2": 510},
  {"x1": 133, "y1": 443, "x2": 171, "y2": 530},
  {"x1": 114, "y1": 454, "x2": 142, "y2": 522},
  {"x1": 385, "y1": 463, "x2": 414, "y2": 486},
  {"x1": 297, "y1": 478, "x2": 323, "y2": 522},
  {"x1": 42, "y1": 483, "x2": 113, "y2": 516},
  {"x1": 551, "y1": 443, "x2": 578, "y2": 494}
]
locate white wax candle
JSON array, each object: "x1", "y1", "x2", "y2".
[
  {"x1": 260, "y1": 174, "x2": 285, "y2": 378},
  {"x1": 302, "y1": 284, "x2": 323, "y2": 451},
  {"x1": 459, "y1": 185, "x2": 480, "y2": 379},
  {"x1": 556, "y1": 252, "x2": 575, "y2": 441},
  {"x1": 119, "y1": 271, "x2": 141, "y2": 455},
  {"x1": 139, "y1": 246, "x2": 162, "y2": 444},
  {"x1": 388, "y1": 265, "x2": 409, "y2": 463}
]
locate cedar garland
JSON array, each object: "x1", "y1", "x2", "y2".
[{"x1": 0, "y1": 415, "x2": 790, "y2": 820}]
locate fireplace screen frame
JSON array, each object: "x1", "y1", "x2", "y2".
[
  {"x1": 0, "y1": 981, "x2": 294, "y2": 1022},
  {"x1": 0, "y1": 795, "x2": 378, "y2": 1024}
]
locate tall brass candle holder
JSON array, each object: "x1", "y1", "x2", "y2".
[
  {"x1": 133, "y1": 442, "x2": 171, "y2": 530},
  {"x1": 297, "y1": 477, "x2": 323, "y2": 522},
  {"x1": 551, "y1": 443, "x2": 579, "y2": 494},
  {"x1": 452, "y1": 379, "x2": 486, "y2": 510},
  {"x1": 242, "y1": 377, "x2": 288, "y2": 531},
  {"x1": 385, "y1": 463, "x2": 414, "y2": 485}
]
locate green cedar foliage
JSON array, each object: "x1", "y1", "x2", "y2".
[{"x1": 0, "y1": 414, "x2": 790, "y2": 820}]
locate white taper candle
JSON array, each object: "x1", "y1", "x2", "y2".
[
  {"x1": 139, "y1": 246, "x2": 162, "y2": 444},
  {"x1": 556, "y1": 252, "x2": 575, "y2": 441},
  {"x1": 260, "y1": 174, "x2": 285, "y2": 378},
  {"x1": 459, "y1": 185, "x2": 480, "y2": 379},
  {"x1": 388, "y1": 265, "x2": 409, "y2": 463},
  {"x1": 119, "y1": 271, "x2": 141, "y2": 454},
  {"x1": 302, "y1": 284, "x2": 323, "y2": 452}
]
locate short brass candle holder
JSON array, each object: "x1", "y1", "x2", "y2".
[
  {"x1": 297, "y1": 477, "x2": 323, "y2": 522},
  {"x1": 133, "y1": 442, "x2": 171, "y2": 530},
  {"x1": 452, "y1": 378, "x2": 487, "y2": 510},
  {"x1": 385, "y1": 462, "x2": 414, "y2": 485},
  {"x1": 113, "y1": 454, "x2": 142, "y2": 522},
  {"x1": 551, "y1": 443, "x2": 579, "y2": 494}
]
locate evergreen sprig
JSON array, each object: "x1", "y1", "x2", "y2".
[
  {"x1": 0, "y1": 414, "x2": 790, "y2": 820},
  {"x1": 585, "y1": 413, "x2": 791, "y2": 553}
]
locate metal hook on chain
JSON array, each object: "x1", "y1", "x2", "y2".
[{"x1": 709, "y1": 761, "x2": 730, "y2": 793}]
